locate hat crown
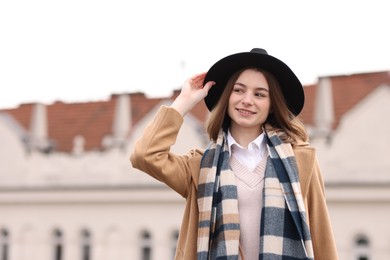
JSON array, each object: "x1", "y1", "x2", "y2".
[{"x1": 250, "y1": 48, "x2": 268, "y2": 55}]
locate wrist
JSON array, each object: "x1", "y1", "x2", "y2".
[{"x1": 171, "y1": 96, "x2": 192, "y2": 116}]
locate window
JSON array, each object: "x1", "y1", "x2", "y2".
[
  {"x1": 81, "y1": 229, "x2": 91, "y2": 260},
  {"x1": 355, "y1": 235, "x2": 370, "y2": 260},
  {"x1": 140, "y1": 231, "x2": 152, "y2": 260},
  {"x1": 0, "y1": 229, "x2": 9, "y2": 260},
  {"x1": 53, "y1": 229, "x2": 63, "y2": 260}
]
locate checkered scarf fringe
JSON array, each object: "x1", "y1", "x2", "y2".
[{"x1": 197, "y1": 125, "x2": 314, "y2": 260}]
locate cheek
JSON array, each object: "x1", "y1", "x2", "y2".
[
  {"x1": 258, "y1": 101, "x2": 272, "y2": 119},
  {"x1": 228, "y1": 94, "x2": 235, "y2": 105},
  {"x1": 227, "y1": 103, "x2": 234, "y2": 118},
  {"x1": 227, "y1": 96, "x2": 235, "y2": 113},
  {"x1": 264, "y1": 98, "x2": 272, "y2": 110}
]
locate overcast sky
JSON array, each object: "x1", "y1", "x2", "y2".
[{"x1": 1, "y1": 0, "x2": 389, "y2": 109}]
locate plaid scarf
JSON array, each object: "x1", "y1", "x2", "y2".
[{"x1": 197, "y1": 125, "x2": 314, "y2": 259}]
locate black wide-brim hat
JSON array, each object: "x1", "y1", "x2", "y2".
[{"x1": 204, "y1": 48, "x2": 304, "y2": 115}]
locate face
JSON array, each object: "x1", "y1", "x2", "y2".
[{"x1": 228, "y1": 69, "x2": 271, "y2": 135}]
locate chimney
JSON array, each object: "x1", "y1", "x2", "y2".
[
  {"x1": 111, "y1": 94, "x2": 131, "y2": 149},
  {"x1": 29, "y1": 103, "x2": 51, "y2": 152},
  {"x1": 314, "y1": 77, "x2": 335, "y2": 139}
]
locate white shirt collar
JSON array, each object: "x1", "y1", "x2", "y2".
[{"x1": 227, "y1": 130, "x2": 265, "y2": 155}]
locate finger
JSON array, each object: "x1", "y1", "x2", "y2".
[
  {"x1": 203, "y1": 81, "x2": 216, "y2": 91},
  {"x1": 190, "y1": 72, "x2": 207, "y2": 87}
]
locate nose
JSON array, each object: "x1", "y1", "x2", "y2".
[{"x1": 241, "y1": 93, "x2": 254, "y2": 106}]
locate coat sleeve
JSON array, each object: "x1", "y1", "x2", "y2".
[
  {"x1": 307, "y1": 154, "x2": 339, "y2": 260},
  {"x1": 130, "y1": 106, "x2": 197, "y2": 198}
]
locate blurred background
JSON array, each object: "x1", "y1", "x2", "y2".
[{"x1": 1, "y1": 0, "x2": 390, "y2": 259}]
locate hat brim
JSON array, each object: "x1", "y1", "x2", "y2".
[{"x1": 203, "y1": 51, "x2": 304, "y2": 115}]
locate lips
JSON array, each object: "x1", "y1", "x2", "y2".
[{"x1": 236, "y1": 108, "x2": 256, "y2": 116}]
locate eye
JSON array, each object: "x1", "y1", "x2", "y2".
[
  {"x1": 255, "y1": 91, "x2": 268, "y2": 98},
  {"x1": 233, "y1": 87, "x2": 244, "y2": 93}
]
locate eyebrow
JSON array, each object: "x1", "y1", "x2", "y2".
[{"x1": 234, "y1": 82, "x2": 269, "y2": 92}]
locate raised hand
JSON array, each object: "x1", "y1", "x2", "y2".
[{"x1": 171, "y1": 73, "x2": 215, "y2": 116}]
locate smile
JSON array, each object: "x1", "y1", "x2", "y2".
[{"x1": 236, "y1": 108, "x2": 255, "y2": 115}]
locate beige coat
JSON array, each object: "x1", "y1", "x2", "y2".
[{"x1": 130, "y1": 106, "x2": 338, "y2": 260}]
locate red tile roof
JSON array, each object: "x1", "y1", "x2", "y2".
[
  {"x1": 1, "y1": 92, "x2": 209, "y2": 153},
  {"x1": 1, "y1": 71, "x2": 389, "y2": 153},
  {"x1": 299, "y1": 71, "x2": 390, "y2": 129}
]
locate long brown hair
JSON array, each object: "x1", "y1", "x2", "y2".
[{"x1": 206, "y1": 67, "x2": 308, "y2": 144}]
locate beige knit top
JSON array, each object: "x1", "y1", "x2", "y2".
[{"x1": 230, "y1": 154, "x2": 268, "y2": 260}]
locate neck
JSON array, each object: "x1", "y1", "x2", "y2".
[{"x1": 230, "y1": 126, "x2": 262, "y2": 148}]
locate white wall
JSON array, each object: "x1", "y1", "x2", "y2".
[
  {"x1": 313, "y1": 85, "x2": 390, "y2": 260},
  {"x1": 0, "y1": 113, "x2": 27, "y2": 177}
]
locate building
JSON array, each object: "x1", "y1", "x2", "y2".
[
  {"x1": 303, "y1": 71, "x2": 390, "y2": 260},
  {"x1": 0, "y1": 71, "x2": 389, "y2": 260}
]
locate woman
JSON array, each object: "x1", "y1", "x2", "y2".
[{"x1": 130, "y1": 48, "x2": 338, "y2": 260}]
